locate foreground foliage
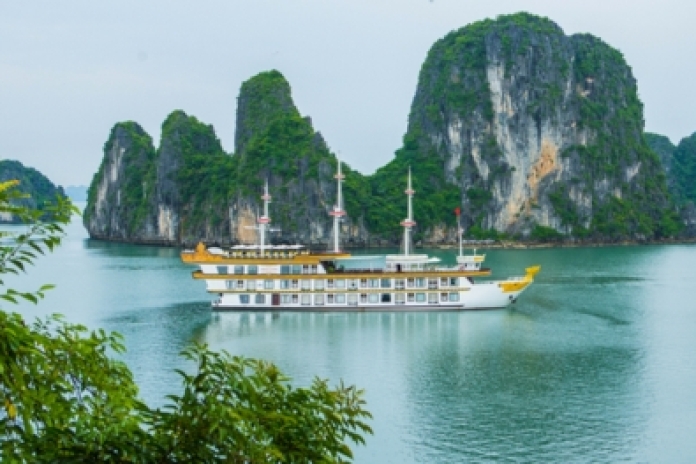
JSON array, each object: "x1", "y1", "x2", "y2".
[{"x1": 1, "y1": 180, "x2": 371, "y2": 462}]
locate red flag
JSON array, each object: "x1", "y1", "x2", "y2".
[{"x1": 454, "y1": 207, "x2": 461, "y2": 216}]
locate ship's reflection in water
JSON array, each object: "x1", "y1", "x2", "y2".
[
  {"x1": 196, "y1": 310, "x2": 559, "y2": 463},
  {"x1": 205, "y1": 311, "x2": 282, "y2": 338}
]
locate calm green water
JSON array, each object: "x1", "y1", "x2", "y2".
[{"x1": 8, "y1": 214, "x2": 696, "y2": 462}]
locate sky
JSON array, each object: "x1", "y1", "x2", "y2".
[{"x1": 1, "y1": 0, "x2": 694, "y2": 187}]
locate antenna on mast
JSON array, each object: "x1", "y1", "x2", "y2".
[
  {"x1": 400, "y1": 167, "x2": 416, "y2": 256},
  {"x1": 328, "y1": 158, "x2": 346, "y2": 253}
]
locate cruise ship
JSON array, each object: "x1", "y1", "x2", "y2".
[{"x1": 181, "y1": 163, "x2": 540, "y2": 310}]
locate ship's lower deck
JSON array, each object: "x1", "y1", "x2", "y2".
[{"x1": 208, "y1": 283, "x2": 527, "y2": 311}]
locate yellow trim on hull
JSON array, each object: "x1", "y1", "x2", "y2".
[{"x1": 498, "y1": 265, "x2": 541, "y2": 293}]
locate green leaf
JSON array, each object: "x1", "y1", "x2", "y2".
[{"x1": 1, "y1": 294, "x2": 18, "y2": 304}]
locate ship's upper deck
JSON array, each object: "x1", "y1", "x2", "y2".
[
  {"x1": 183, "y1": 243, "x2": 493, "y2": 278},
  {"x1": 181, "y1": 242, "x2": 351, "y2": 265}
]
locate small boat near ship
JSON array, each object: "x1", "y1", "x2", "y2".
[{"x1": 181, "y1": 163, "x2": 540, "y2": 310}]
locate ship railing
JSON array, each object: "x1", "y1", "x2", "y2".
[
  {"x1": 323, "y1": 267, "x2": 492, "y2": 275},
  {"x1": 330, "y1": 268, "x2": 384, "y2": 274},
  {"x1": 228, "y1": 251, "x2": 307, "y2": 259}
]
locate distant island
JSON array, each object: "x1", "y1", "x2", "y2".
[
  {"x1": 83, "y1": 12, "x2": 696, "y2": 247},
  {"x1": 0, "y1": 159, "x2": 66, "y2": 224}
]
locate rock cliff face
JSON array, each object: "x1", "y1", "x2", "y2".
[
  {"x1": 85, "y1": 72, "x2": 368, "y2": 247},
  {"x1": 84, "y1": 122, "x2": 156, "y2": 240},
  {"x1": 84, "y1": 114, "x2": 233, "y2": 244},
  {"x1": 158, "y1": 111, "x2": 235, "y2": 244},
  {"x1": 376, "y1": 13, "x2": 673, "y2": 240},
  {"x1": 0, "y1": 160, "x2": 65, "y2": 223}
]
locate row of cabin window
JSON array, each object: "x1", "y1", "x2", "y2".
[
  {"x1": 237, "y1": 292, "x2": 461, "y2": 305},
  {"x1": 217, "y1": 265, "x2": 318, "y2": 275},
  {"x1": 225, "y1": 277, "x2": 460, "y2": 290}
]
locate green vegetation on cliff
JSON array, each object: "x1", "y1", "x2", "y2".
[
  {"x1": 235, "y1": 70, "x2": 299, "y2": 156},
  {"x1": 117, "y1": 123, "x2": 156, "y2": 233},
  {"x1": 162, "y1": 111, "x2": 233, "y2": 231},
  {"x1": 0, "y1": 160, "x2": 65, "y2": 223},
  {"x1": 238, "y1": 112, "x2": 327, "y2": 194},
  {"x1": 558, "y1": 34, "x2": 675, "y2": 239}
]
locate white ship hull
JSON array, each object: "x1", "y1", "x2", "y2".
[{"x1": 199, "y1": 270, "x2": 534, "y2": 311}]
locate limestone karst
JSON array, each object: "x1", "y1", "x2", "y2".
[{"x1": 85, "y1": 13, "x2": 686, "y2": 245}]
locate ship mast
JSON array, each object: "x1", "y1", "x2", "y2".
[
  {"x1": 400, "y1": 167, "x2": 416, "y2": 256},
  {"x1": 258, "y1": 179, "x2": 271, "y2": 253},
  {"x1": 458, "y1": 218, "x2": 463, "y2": 258},
  {"x1": 329, "y1": 159, "x2": 346, "y2": 253},
  {"x1": 455, "y1": 206, "x2": 463, "y2": 258}
]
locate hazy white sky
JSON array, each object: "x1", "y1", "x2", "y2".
[{"x1": 1, "y1": 0, "x2": 694, "y2": 186}]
